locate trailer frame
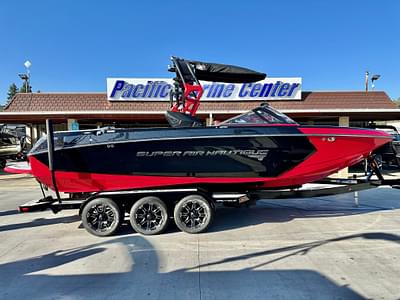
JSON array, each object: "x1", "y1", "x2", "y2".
[{"x1": 18, "y1": 174, "x2": 400, "y2": 236}]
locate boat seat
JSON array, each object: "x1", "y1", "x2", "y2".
[{"x1": 165, "y1": 111, "x2": 204, "y2": 128}]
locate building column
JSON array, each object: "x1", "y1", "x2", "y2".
[
  {"x1": 39, "y1": 125, "x2": 47, "y2": 138},
  {"x1": 31, "y1": 125, "x2": 38, "y2": 144},
  {"x1": 339, "y1": 116, "x2": 349, "y2": 127},
  {"x1": 337, "y1": 116, "x2": 350, "y2": 178},
  {"x1": 25, "y1": 125, "x2": 32, "y2": 146},
  {"x1": 206, "y1": 113, "x2": 214, "y2": 126},
  {"x1": 67, "y1": 119, "x2": 79, "y2": 131}
]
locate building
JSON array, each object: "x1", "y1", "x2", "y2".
[{"x1": 0, "y1": 90, "x2": 399, "y2": 144}]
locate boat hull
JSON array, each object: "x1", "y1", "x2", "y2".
[{"x1": 27, "y1": 126, "x2": 391, "y2": 193}]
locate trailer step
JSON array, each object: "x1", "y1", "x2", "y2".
[
  {"x1": 19, "y1": 197, "x2": 82, "y2": 213},
  {"x1": 19, "y1": 196, "x2": 55, "y2": 212},
  {"x1": 212, "y1": 193, "x2": 249, "y2": 203}
]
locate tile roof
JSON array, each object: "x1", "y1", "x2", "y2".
[{"x1": 4, "y1": 91, "x2": 397, "y2": 113}]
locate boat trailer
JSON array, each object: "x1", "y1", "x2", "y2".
[{"x1": 19, "y1": 172, "x2": 400, "y2": 236}]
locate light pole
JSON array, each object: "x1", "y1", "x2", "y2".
[
  {"x1": 19, "y1": 60, "x2": 31, "y2": 93},
  {"x1": 24, "y1": 60, "x2": 31, "y2": 92},
  {"x1": 18, "y1": 74, "x2": 29, "y2": 92}
]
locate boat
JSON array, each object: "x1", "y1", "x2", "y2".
[
  {"x1": 25, "y1": 104, "x2": 391, "y2": 193},
  {"x1": 20, "y1": 57, "x2": 391, "y2": 193},
  {"x1": 6, "y1": 57, "x2": 394, "y2": 237},
  {"x1": 0, "y1": 131, "x2": 21, "y2": 169}
]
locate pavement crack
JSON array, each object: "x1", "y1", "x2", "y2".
[{"x1": 0, "y1": 241, "x2": 24, "y2": 259}]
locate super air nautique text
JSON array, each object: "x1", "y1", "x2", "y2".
[{"x1": 136, "y1": 149, "x2": 269, "y2": 161}]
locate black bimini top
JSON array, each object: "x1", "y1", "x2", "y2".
[
  {"x1": 171, "y1": 57, "x2": 266, "y2": 84},
  {"x1": 190, "y1": 60, "x2": 266, "y2": 83}
]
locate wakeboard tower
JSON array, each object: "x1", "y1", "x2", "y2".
[{"x1": 165, "y1": 56, "x2": 266, "y2": 127}]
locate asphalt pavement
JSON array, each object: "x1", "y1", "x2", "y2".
[{"x1": 0, "y1": 173, "x2": 399, "y2": 299}]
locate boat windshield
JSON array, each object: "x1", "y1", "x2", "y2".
[
  {"x1": 220, "y1": 105, "x2": 298, "y2": 125},
  {"x1": 29, "y1": 128, "x2": 126, "y2": 153}
]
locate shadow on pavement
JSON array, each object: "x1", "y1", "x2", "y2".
[
  {"x1": 0, "y1": 210, "x2": 19, "y2": 217},
  {"x1": 2, "y1": 232, "x2": 394, "y2": 299},
  {"x1": 187, "y1": 232, "x2": 400, "y2": 271},
  {"x1": 0, "y1": 215, "x2": 80, "y2": 233},
  {"x1": 207, "y1": 204, "x2": 384, "y2": 233}
]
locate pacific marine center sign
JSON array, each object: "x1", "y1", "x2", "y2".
[{"x1": 107, "y1": 78, "x2": 302, "y2": 101}]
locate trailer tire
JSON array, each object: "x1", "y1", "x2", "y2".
[
  {"x1": 129, "y1": 196, "x2": 169, "y2": 235},
  {"x1": 174, "y1": 194, "x2": 214, "y2": 234},
  {"x1": 81, "y1": 198, "x2": 122, "y2": 237}
]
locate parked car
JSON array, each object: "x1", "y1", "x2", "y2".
[{"x1": 367, "y1": 125, "x2": 400, "y2": 168}]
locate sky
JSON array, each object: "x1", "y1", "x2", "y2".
[{"x1": 0, "y1": 0, "x2": 399, "y2": 104}]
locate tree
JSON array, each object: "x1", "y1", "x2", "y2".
[
  {"x1": 7, "y1": 83, "x2": 18, "y2": 100},
  {"x1": 19, "y1": 82, "x2": 32, "y2": 93},
  {"x1": 393, "y1": 97, "x2": 400, "y2": 108}
]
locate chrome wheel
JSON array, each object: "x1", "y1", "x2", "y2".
[
  {"x1": 130, "y1": 197, "x2": 169, "y2": 235},
  {"x1": 81, "y1": 198, "x2": 122, "y2": 237},
  {"x1": 87, "y1": 204, "x2": 116, "y2": 232},
  {"x1": 174, "y1": 195, "x2": 213, "y2": 234},
  {"x1": 179, "y1": 201, "x2": 208, "y2": 230},
  {"x1": 135, "y1": 203, "x2": 164, "y2": 232}
]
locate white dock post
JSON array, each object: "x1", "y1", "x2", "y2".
[{"x1": 354, "y1": 191, "x2": 359, "y2": 207}]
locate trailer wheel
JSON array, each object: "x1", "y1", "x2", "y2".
[
  {"x1": 129, "y1": 196, "x2": 169, "y2": 235},
  {"x1": 174, "y1": 194, "x2": 214, "y2": 234},
  {"x1": 81, "y1": 198, "x2": 122, "y2": 237}
]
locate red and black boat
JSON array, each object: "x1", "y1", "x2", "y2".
[
  {"x1": 25, "y1": 57, "x2": 392, "y2": 193},
  {"x1": 26, "y1": 104, "x2": 390, "y2": 193},
  {"x1": 7, "y1": 57, "x2": 395, "y2": 236}
]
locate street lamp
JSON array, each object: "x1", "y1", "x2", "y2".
[
  {"x1": 365, "y1": 71, "x2": 381, "y2": 92},
  {"x1": 371, "y1": 74, "x2": 381, "y2": 90}
]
